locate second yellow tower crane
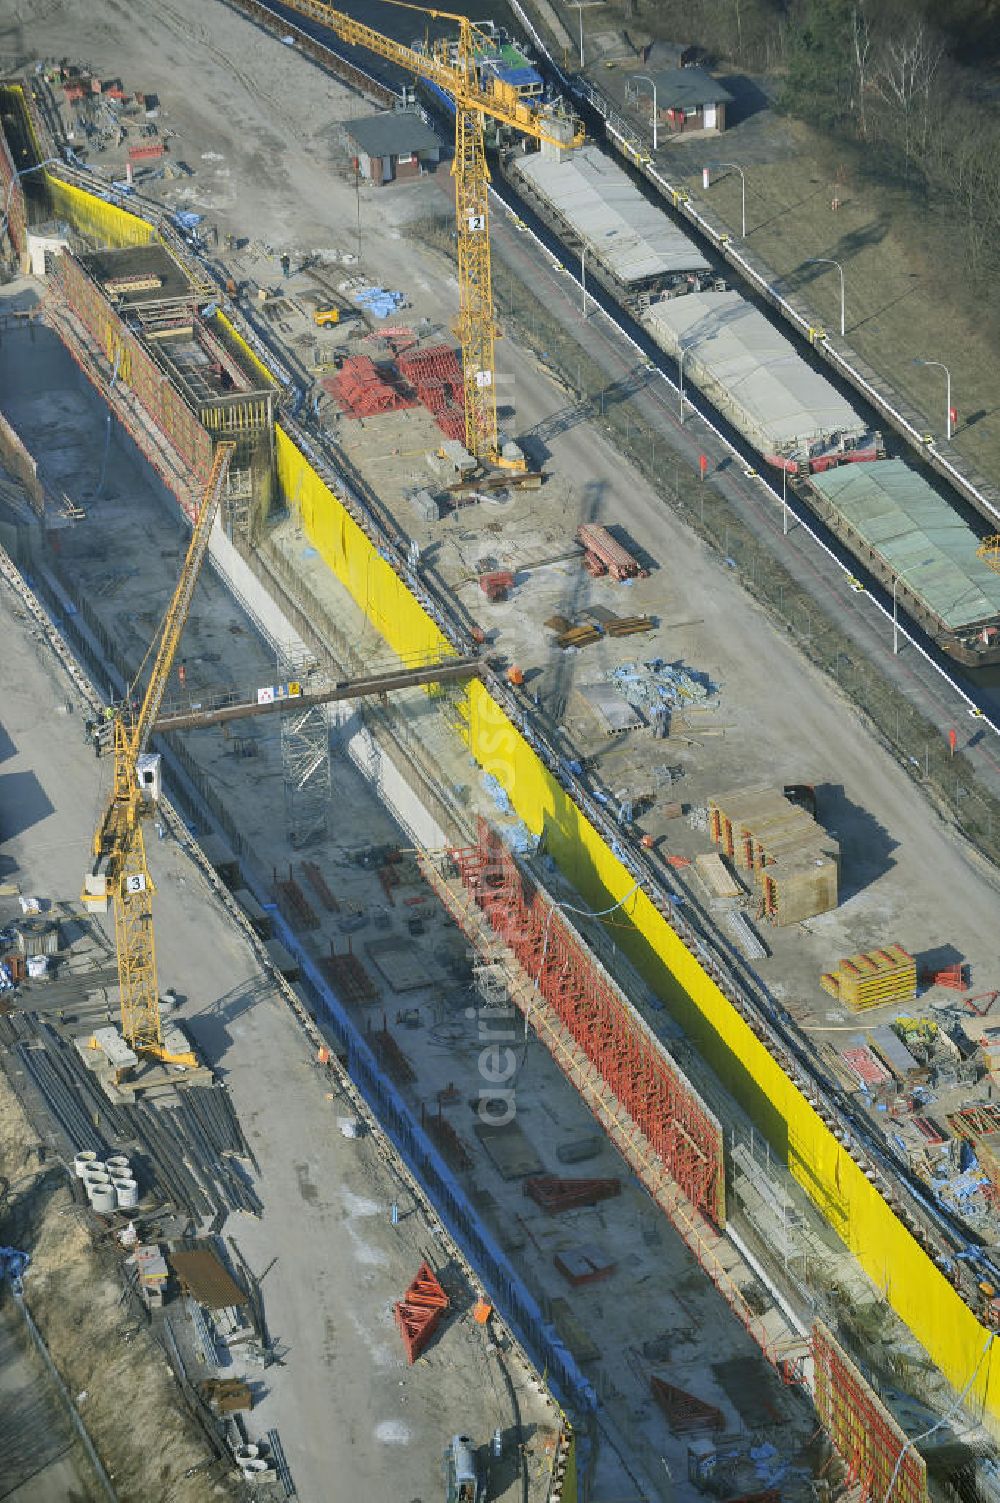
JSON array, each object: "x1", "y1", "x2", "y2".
[{"x1": 277, "y1": 0, "x2": 583, "y2": 465}]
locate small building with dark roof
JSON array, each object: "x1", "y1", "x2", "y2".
[
  {"x1": 342, "y1": 110, "x2": 441, "y2": 186},
  {"x1": 631, "y1": 65, "x2": 733, "y2": 134}
]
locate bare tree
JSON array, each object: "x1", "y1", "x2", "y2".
[
  {"x1": 873, "y1": 22, "x2": 944, "y2": 171},
  {"x1": 851, "y1": 4, "x2": 875, "y2": 141}
]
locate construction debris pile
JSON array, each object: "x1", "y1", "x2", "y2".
[
  {"x1": 708, "y1": 785, "x2": 839, "y2": 925},
  {"x1": 605, "y1": 658, "x2": 717, "y2": 732},
  {"x1": 41, "y1": 59, "x2": 173, "y2": 179}
]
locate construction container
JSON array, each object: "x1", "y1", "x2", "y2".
[
  {"x1": 820, "y1": 944, "x2": 917, "y2": 1012},
  {"x1": 15, "y1": 917, "x2": 59, "y2": 957}
]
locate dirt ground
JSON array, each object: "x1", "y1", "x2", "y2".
[{"x1": 0, "y1": 1062, "x2": 227, "y2": 1503}]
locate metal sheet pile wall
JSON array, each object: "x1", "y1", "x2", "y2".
[{"x1": 0, "y1": 102, "x2": 26, "y2": 254}]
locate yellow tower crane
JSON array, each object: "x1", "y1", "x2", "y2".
[
  {"x1": 979, "y1": 536, "x2": 1000, "y2": 574},
  {"x1": 278, "y1": 0, "x2": 583, "y2": 465},
  {"x1": 82, "y1": 443, "x2": 235, "y2": 1068}
]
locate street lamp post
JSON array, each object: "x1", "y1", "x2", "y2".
[
  {"x1": 581, "y1": 244, "x2": 589, "y2": 317},
  {"x1": 913, "y1": 358, "x2": 953, "y2": 441},
  {"x1": 565, "y1": 1, "x2": 587, "y2": 69},
  {"x1": 804, "y1": 256, "x2": 845, "y2": 338},
  {"x1": 706, "y1": 162, "x2": 746, "y2": 237},
  {"x1": 0, "y1": 158, "x2": 61, "y2": 246},
  {"x1": 632, "y1": 74, "x2": 658, "y2": 152},
  {"x1": 782, "y1": 464, "x2": 789, "y2": 536}
]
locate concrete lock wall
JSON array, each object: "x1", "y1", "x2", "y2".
[{"x1": 276, "y1": 425, "x2": 1000, "y2": 1431}]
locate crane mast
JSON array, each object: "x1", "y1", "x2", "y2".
[
  {"x1": 85, "y1": 443, "x2": 235, "y2": 1061},
  {"x1": 276, "y1": 0, "x2": 583, "y2": 464}
]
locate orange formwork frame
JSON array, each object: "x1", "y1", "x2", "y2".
[
  {"x1": 813, "y1": 1321, "x2": 929, "y2": 1503},
  {"x1": 451, "y1": 818, "x2": 726, "y2": 1228}
]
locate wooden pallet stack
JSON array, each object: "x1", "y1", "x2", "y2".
[
  {"x1": 707, "y1": 784, "x2": 839, "y2": 925},
  {"x1": 820, "y1": 943, "x2": 917, "y2": 1011}
]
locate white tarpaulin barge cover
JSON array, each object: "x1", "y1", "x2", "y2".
[
  {"x1": 643, "y1": 289, "x2": 868, "y2": 461},
  {"x1": 810, "y1": 461, "x2": 1000, "y2": 632},
  {"x1": 511, "y1": 144, "x2": 710, "y2": 285}
]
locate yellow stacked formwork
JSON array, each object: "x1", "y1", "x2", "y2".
[
  {"x1": 820, "y1": 943, "x2": 917, "y2": 1011},
  {"x1": 707, "y1": 786, "x2": 839, "y2": 924}
]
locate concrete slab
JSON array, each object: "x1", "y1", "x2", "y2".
[
  {"x1": 474, "y1": 1120, "x2": 546, "y2": 1180},
  {"x1": 364, "y1": 934, "x2": 444, "y2": 990}
]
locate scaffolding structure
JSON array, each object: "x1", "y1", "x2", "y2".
[
  {"x1": 813, "y1": 1321, "x2": 928, "y2": 1503},
  {"x1": 445, "y1": 817, "x2": 725, "y2": 1225},
  {"x1": 279, "y1": 653, "x2": 332, "y2": 849}
]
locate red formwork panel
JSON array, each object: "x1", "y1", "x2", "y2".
[
  {"x1": 451, "y1": 819, "x2": 725, "y2": 1226},
  {"x1": 813, "y1": 1321, "x2": 928, "y2": 1503},
  {"x1": 394, "y1": 1261, "x2": 449, "y2": 1363},
  {"x1": 0, "y1": 126, "x2": 26, "y2": 256},
  {"x1": 650, "y1": 1375, "x2": 725, "y2": 1434},
  {"x1": 52, "y1": 253, "x2": 213, "y2": 489}
]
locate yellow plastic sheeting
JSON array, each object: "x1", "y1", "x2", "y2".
[
  {"x1": 213, "y1": 311, "x2": 276, "y2": 390},
  {"x1": 464, "y1": 680, "x2": 1000, "y2": 1430},
  {"x1": 275, "y1": 425, "x2": 452, "y2": 667},
  {"x1": 46, "y1": 176, "x2": 155, "y2": 249}
]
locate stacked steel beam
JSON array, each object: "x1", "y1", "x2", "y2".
[{"x1": 576, "y1": 524, "x2": 647, "y2": 581}]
